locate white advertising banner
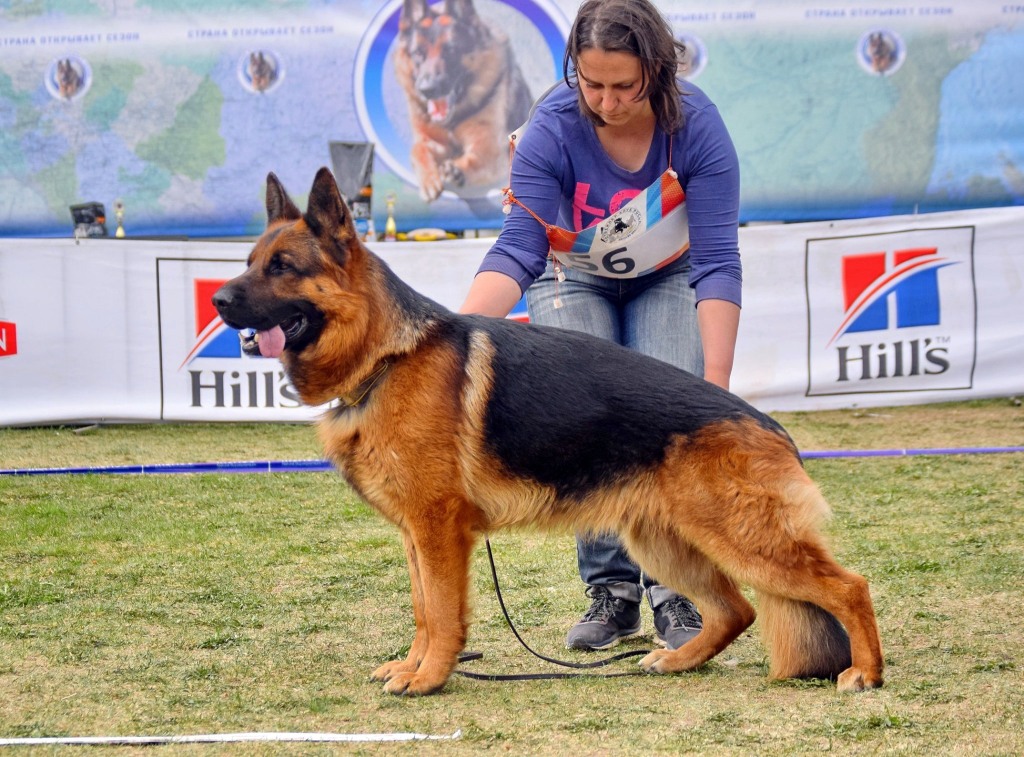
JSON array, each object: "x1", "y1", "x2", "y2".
[
  {"x1": 733, "y1": 207, "x2": 1023, "y2": 410},
  {"x1": 1, "y1": 206, "x2": 1022, "y2": 425},
  {"x1": 0, "y1": 238, "x2": 487, "y2": 425}
]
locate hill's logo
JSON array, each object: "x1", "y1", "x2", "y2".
[
  {"x1": 806, "y1": 226, "x2": 977, "y2": 398},
  {"x1": 176, "y1": 276, "x2": 300, "y2": 410},
  {"x1": 0, "y1": 320, "x2": 17, "y2": 358},
  {"x1": 830, "y1": 248, "x2": 954, "y2": 344},
  {"x1": 179, "y1": 279, "x2": 241, "y2": 368},
  {"x1": 157, "y1": 258, "x2": 312, "y2": 421}
]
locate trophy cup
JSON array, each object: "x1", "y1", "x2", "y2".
[
  {"x1": 384, "y1": 193, "x2": 397, "y2": 242},
  {"x1": 114, "y1": 199, "x2": 125, "y2": 238}
]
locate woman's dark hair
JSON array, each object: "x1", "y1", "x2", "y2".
[{"x1": 563, "y1": 0, "x2": 686, "y2": 132}]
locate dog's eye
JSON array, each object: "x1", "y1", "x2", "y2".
[{"x1": 269, "y1": 255, "x2": 293, "y2": 275}]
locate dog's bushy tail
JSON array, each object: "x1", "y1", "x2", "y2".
[{"x1": 757, "y1": 593, "x2": 851, "y2": 680}]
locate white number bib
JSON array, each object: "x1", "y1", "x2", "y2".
[{"x1": 545, "y1": 169, "x2": 689, "y2": 279}]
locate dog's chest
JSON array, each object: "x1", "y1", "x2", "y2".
[{"x1": 317, "y1": 412, "x2": 424, "y2": 521}]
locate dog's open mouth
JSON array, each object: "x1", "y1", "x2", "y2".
[
  {"x1": 239, "y1": 313, "x2": 308, "y2": 359},
  {"x1": 427, "y1": 97, "x2": 449, "y2": 123}
]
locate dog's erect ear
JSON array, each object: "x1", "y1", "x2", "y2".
[
  {"x1": 304, "y1": 167, "x2": 351, "y2": 240},
  {"x1": 445, "y1": 0, "x2": 477, "y2": 21},
  {"x1": 402, "y1": 0, "x2": 430, "y2": 25},
  {"x1": 266, "y1": 173, "x2": 302, "y2": 224}
]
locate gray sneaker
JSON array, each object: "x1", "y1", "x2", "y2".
[
  {"x1": 565, "y1": 584, "x2": 642, "y2": 650},
  {"x1": 650, "y1": 591, "x2": 703, "y2": 650}
]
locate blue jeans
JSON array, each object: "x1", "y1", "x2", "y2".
[{"x1": 526, "y1": 254, "x2": 704, "y2": 592}]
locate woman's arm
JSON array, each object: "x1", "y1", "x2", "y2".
[
  {"x1": 679, "y1": 100, "x2": 742, "y2": 309},
  {"x1": 697, "y1": 298, "x2": 740, "y2": 390},
  {"x1": 459, "y1": 271, "x2": 523, "y2": 317},
  {"x1": 677, "y1": 91, "x2": 742, "y2": 390},
  {"x1": 469, "y1": 93, "x2": 571, "y2": 302}
]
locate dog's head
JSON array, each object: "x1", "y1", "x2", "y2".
[
  {"x1": 57, "y1": 59, "x2": 81, "y2": 98},
  {"x1": 213, "y1": 169, "x2": 371, "y2": 379},
  {"x1": 399, "y1": 0, "x2": 488, "y2": 122},
  {"x1": 868, "y1": 33, "x2": 894, "y2": 70},
  {"x1": 249, "y1": 52, "x2": 275, "y2": 91}
]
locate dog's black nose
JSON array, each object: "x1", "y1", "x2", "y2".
[{"x1": 212, "y1": 286, "x2": 236, "y2": 312}]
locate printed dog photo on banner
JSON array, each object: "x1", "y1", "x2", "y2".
[
  {"x1": 355, "y1": 0, "x2": 570, "y2": 213},
  {"x1": 46, "y1": 56, "x2": 91, "y2": 102},
  {"x1": 239, "y1": 50, "x2": 283, "y2": 94}
]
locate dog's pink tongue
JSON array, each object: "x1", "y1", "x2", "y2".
[
  {"x1": 428, "y1": 98, "x2": 447, "y2": 122},
  {"x1": 258, "y1": 326, "x2": 285, "y2": 358}
]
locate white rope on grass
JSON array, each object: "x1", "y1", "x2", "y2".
[{"x1": 0, "y1": 730, "x2": 461, "y2": 746}]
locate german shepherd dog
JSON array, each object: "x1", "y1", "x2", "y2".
[
  {"x1": 248, "y1": 51, "x2": 277, "y2": 93},
  {"x1": 212, "y1": 168, "x2": 884, "y2": 697},
  {"x1": 395, "y1": 0, "x2": 533, "y2": 202},
  {"x1": 867, "y1": 32, "x2": 898, "y2": 74},
  {"x1": 56, "y1": 59, "x2": 83, "y2": 100}
]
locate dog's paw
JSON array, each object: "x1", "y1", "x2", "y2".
[
  {"x1": 411, "y1": 149, "x2": 444, "y2": 201},
  {"x1": 382, "y1": 671, "x2": 446, "y2": 697},
  {"x1": 639, "y1": 649, "x2": 672, "y2": 674},
  {"x1": 370, "y1": 659, "x2": 417, "y2": 682},
  {"x1": 443, "y1": 161, "x2": 465, "y2": 189},
  {"x1": 442, "y1": 161, "x2": 465, "y2": 188},
  {"x1": 836, "y1": 666, "x2": 884, "y2": 693},
  {"x1": 418, "y1": 175, "x2": 444, "y2": 202},
  {"x1": 640, "y1": 647, "x2": 707, "y2": 674}
]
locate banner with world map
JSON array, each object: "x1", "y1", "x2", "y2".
[{"x1": 1, "y1": 1, "x2": 1021, "y2": 238}]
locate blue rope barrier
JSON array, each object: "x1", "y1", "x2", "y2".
[
  {"x1": 1, "y1": 447, "x2": 1022, "y2": 477},
  {"x1": 801, "y1": 446, "x2": 1024, "y2": 459},
  {"x1": 0, "y1": 460, "x2": 334, "y2": 476}
]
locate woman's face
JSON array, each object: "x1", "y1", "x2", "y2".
[{"x1": 575, "y1": 48, "x2": 652, "y2": 128}]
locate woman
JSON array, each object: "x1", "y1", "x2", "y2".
[{"x1": 460, "y1": 0, "x2": 741, "y2": 651}]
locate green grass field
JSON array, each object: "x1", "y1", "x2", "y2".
[{"x1": 1, "y1": 399, "x2": 1022, "y2": 754}]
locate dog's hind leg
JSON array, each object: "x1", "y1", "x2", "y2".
[
  {"x1": 379, "y1": 499, "x2": 476, "y2": 696},
  {"x1": 624, "y1": 530, "x2": 756, "y2": 675},
  {"x1": 694, "y1": 479, "x2": 883, "y2": 691},
  {"x1": 651, "y1": 434, "x2": 883, "y2": 692},
  {"x1": 743, "y1": 543, "x2": 883, "y2": 693},
  {"x1": 371, "y1": 530, "x2": 429, "y2": 684}
]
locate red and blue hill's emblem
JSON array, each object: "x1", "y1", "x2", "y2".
[
  {"x1": 829, "y1": 248, "x2": 956, "y2": 345},
  {"x1": 805, "y1": 225, "x2": 976, "y2": 398},
  {"x1": 179, "y1": 279, "x2": 240, "y2": 367}
]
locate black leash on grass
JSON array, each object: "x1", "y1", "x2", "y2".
[{"x1": 454, "y1": 539, "x2": 651, "y2": 681}]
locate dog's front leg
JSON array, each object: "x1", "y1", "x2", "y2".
[
  {"x1": 380, "y1": 502, "x2": 475, "y2": 696},
  {"x1": 371, "y1": 530, "x2": 429, "y2": 684},
  {"x1": 448, "y1": 120, "x2": 503, "y2": 189},
  {"x1": 411, "y1": 136, "x2": 450, "y2": 202}
]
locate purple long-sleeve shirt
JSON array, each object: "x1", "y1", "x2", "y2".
[{"x1": 478, "y1": 79, "x2": 742, "y2": 307}]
